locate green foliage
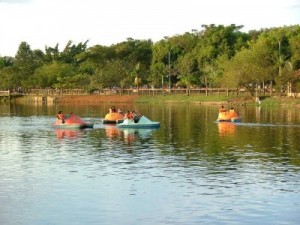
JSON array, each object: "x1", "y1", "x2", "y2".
[
  {"x1": 0, "y1": 25, "x2": 300, "y2": 94},
  {"x1": 176, "y1": 52, "x2": 198, "y2": 88},
  {"x1": 32, "y1": 62, "x2": 75, "y2": 88}
]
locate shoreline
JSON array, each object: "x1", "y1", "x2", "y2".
[{"x1": 9, "y1": 94, "x2": 300, "y2": 107}]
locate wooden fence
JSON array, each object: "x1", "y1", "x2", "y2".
[
  {"x1": 0, "y1": 90, "x2": 10, "y2": 101},
  {"x1": 12, "y1": 88, "x2": 252, "y2": 96},
  {"x1": 0, "y1": 90, "x2": 10, "y2": 96},
  {"x1": 0, "y1": 87, "x2": 282, "y2": 98}
]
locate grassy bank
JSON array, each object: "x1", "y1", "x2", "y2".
[
  {"x1": 135, "y1": 94, "x2": 255, "y2": 105},
  {"x1": 259, "y1": 96, "x2": 300, "y2": 107},
  {"x1": 135, "y1": 94, "x2": 230, "y2": 103},
  {"x1": 7, "y1": 94, "x2": 300, "y2": 107},
  {"x1": 135, "y1": 94, "x2": 300, "y2": 108}
]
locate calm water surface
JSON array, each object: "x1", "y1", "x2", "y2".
[{"x1": 0, "y1": 103, "x2": 300, "y2": 225}]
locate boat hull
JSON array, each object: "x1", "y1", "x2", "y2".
[
  {"x1": 53, "y1": 123, "x2": 94, "y2": 129},
  {"x1": 117, "y1": 116, "x2": 160, "y2": 129},
  {"x1": 117, "y1": 123, "x2": 160, "y2": 129},
  {"x1": 102, "y1": 119, "x2": 124, "y2": 124},
  {"x1": 217, "y1": 111, "x2": 241, "y2": 122},
  {"x1": 52, "y1": 116, "x2": 93, "y2": 129},
  {"x1": 102, "y1": 113, "x2": 124, "y2": 124}
]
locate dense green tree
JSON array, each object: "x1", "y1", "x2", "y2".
[
  {"x1": 0, "y1": 24, "x2": 299, "y2": 94},
  {"x1": 289, "y1": 27, "x2": 300, "y2": 69},
  {"x1": 45, "y1": 44, "x2": 60, "y2": 62},
  {"x1": 12, "y1": 42, "x2": 38, "y2": 88},
  {"x1": 149, "y1": 40, "x2": 169, "y2": 87},
  {"x1": 149, "y1": 61, "x2": 165, "y2": 87},
  {"x1": 192, "y1": 24, "x2": 249, "y2": 88},
  {"x1": 176, "y1": 52, "x2": 198, "y2": 89},
  {"x1": 60, "y1": 40, "x2": 88, "y2": 66},
  {"x1": 113, "y1": 39, "x2": 152, "y2": 86},
  {"x1": 0, "y1": 57, "x2": 14, "y2": 89},
  {"x1": 90, "y1": 60, "x2": 128, "y2": 89},
  {"x1": 222, "y1": 38, "x2": 275, "y2": 96},
  {"x1": 150, "y1": 32, "x2": 198, "y2": 88},
  {"x1": 258, "y1": 26, "x2": 300, "y2": 91},
  {"x1": 32, "y1": 62, "x2": 75, "y2": 88}
]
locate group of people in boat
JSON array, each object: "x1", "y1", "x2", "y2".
[
  {"x1": 107, "y1": 106, "x2": 141, "y2": 122},
  {"x1": 124, "y1": 110, "x2": 141, "y2": 122},
  {"x1": 56, "y1": 111, "x2": 75, "y2": 123},
  {"x1": 108, "y1": 106, "x2": 123, "y2": 114},
  {"x1": 217, "y1": 105, "x2": 240, "y2": 122},
  {"x1": 219, "y1": 105, "x2": 238, "y2": 114}
]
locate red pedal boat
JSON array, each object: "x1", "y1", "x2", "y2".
[{"x1": 52, "y1": 114, "x2": 93, "y2": 129}]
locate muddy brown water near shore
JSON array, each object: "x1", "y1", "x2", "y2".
[
  {"x1": 57, "y1": 95, "x2": 139, "y2": 104},
  {"x1": 13, "y1": 95, "x2": 139, "y2": 105}
]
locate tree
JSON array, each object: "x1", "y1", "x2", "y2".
[
  {"x1": 32, "y1": 62, "x2": 75, "y2": 88},
  {"x1": 193, "y1": 24, "x2": 249, "y2": 88},
  {"x1": 222, "y1": 38, "x2": 275, "y2": 96},
  {"x1": 176, "y1": 52, "x2": 198, "y2": 95},
  {"x1": 289, "y1": 26, "x2": 300, "y2": 70},
  {"x1": 114, "y1": 39, "x2": 152, "y2": 86},
  {"x1": 149, "y1": 40, "x2": 169, "y2": 87},
  {"x1": 13, "y1": 42, "x2": 38, "y2": 88},
  {"x1": 60, "y1": 40, "x2": 89, "y2": 66}
]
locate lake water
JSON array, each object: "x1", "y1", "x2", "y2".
[{"x1": 0, "y1": 102, "x2": 300, "y2": 225}]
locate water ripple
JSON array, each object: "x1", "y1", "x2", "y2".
[{"x1": 1, "y1": 115, "x2": 300, "y2": 225}]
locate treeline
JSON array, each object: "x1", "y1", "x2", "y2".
[{"x1": 0, "y1": 24, "x2": 300, "y2": 96}]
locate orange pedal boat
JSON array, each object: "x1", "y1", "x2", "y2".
[
  {"x1": 102, "y1": 112, "x2": 124, "y2": 124},
  {"x1": 217, "y1": 107, "x2": 241, "y2": 122}
]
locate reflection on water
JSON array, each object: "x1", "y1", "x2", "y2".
[
  {"x1": 0, "y1": 103, "x2": 300, "y2": 225},
  {"x1": 104, "y1": 125, "x2": 122, "y2": 139},
  {"x1": 104, "y1": 125, "x2": 159, "y2": 144},
  {"x1": 54, "y1": 129, "x2": 84, "y2": 140},
  {"x1": 217, "y1": 122, "x2": 237, "y2": 136}
]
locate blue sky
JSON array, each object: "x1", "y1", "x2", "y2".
[{"x1": 0, "y1": 0, "x2": 299, "y2": 56}]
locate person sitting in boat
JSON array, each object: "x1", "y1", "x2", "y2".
[
  {"x1": 111, "y1": 106, "x2": 117, "y2": 113},
  {"x1": 229, "y1": 107, "x2": 239, "y2": 116},
  {"x1": 230, "y1": 107, "x2": 239, "y2": 114},
  {"x1": 57, "y1": 111, "x2": 65, "y2": 123},
  {"x1": 117, "y1": 108, "x2": 124, "y2": 115},
  {"x1": 132, "y1": 110, "x2": 141, "y2": 123},
  {"x1": 124, "y1": 111, "x2": 133, "y2": 120},
  {"x1": 219, "y1": 105, "x2": 227, "y2": 112}
]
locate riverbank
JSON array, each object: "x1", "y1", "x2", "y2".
[
  {"x1": 13, "y1": 94, "x2": 245, "y2": 105},
  {"x1": 11, "y1": 94, "x2": 300, "y2": 107}
]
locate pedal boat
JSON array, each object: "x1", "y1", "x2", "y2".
[
  {"x1": 217, "y1": 110, "x2": 241, "y2": 122},
  {"x1": 117, "y1": 116, "x2": 160, "y2": 128},
  {"x1": 52, "y1": 115, "x2": 94, "y2": 129},
  {"x1": 102, "y1": 112, "x2": 124, "y2": 124}
]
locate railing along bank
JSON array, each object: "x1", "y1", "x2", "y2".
[
  {"x1": 12, "y1": 88, "x2": 252, "y2": 96},
  {"x1": 2, "y1": 87, "x2": 288, "y2": 97}
]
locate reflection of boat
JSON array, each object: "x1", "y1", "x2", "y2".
[
  {"x1": 218, "y1": 122, "x2": 237, "y2": 136},
  {"x1": 217, "y1": 109, "x2": 241, "y2": 122},
  {"x1": 117, "y1": 116, "x2": 160, "y2": 128},
  {"x1": 102, "y1": 113, "x2": 124, "y2": 124},
  {"x1": 120, "y1": 128, "x2": 158, "y2": 144},
  {"x1": 121, "y1": 128, "x2": 158, "y2": 138},
  {"x1": 52, "y1": 115, "x2": 94, "y2": 129},
  {"x1": 55, "y1": 129, "x2": 82, "y2": 139},
  {"x1": 104, "y1": 124, "x2": 158, "y2": 142},
  {"x1": 104, "y1": 125, "x2": 122, "y2": 138}
]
